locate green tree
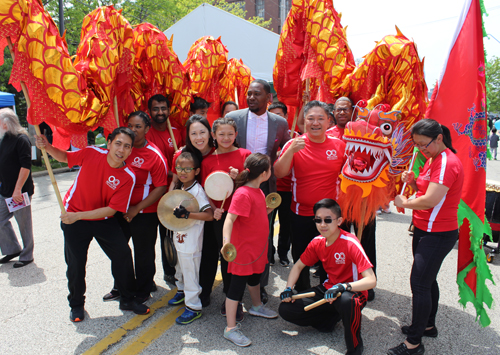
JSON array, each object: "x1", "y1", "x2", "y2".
[
  {"x1": 486, "y1": 56, "x2": 500, "y2": 114},
  {"x1": 0, "y1": 49, "x2": 27, "y2": 123}
]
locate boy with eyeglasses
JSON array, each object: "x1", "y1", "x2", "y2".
[{"x1": 279, "y1": 198, "x2": 376, "y2": 355}]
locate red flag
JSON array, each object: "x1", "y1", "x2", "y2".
[{"x1": 425, "y1": 0, "x2": 493, "y2": 327}]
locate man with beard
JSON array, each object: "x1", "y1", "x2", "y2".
[
  {"x1": 146, "y1": 94, "x2": 183, "y2": 285},
  {"x1": 226, "y1": 79, "x2": 291, "y2": 303},
  {"x1": 0, "y1": 108, "x2": 34, "y2": 268}
]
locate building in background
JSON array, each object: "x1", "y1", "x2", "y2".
[{"x1": 228, "y1": 0, "x2": 291, "y2": 34}]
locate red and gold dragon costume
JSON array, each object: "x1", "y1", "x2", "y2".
[{"x1": 274, "y1": 0, "x2": 428, "y2": 226}]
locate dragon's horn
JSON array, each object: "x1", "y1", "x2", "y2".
[
  {"x1": 392, "y1": 79, "x2": 412, "y2": 112},
  {"x1": 367, "y1": 76, "x2": 385, "y2": 109}
]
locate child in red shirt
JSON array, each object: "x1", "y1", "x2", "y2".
[
  {"x1": 200, "y1": 117, "x2": 251, "y2": 315},
  {"x1": 221, "y1": 153, "x2": 278, "y2": 347}
]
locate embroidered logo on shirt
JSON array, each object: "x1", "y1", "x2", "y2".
[
  {"x1": 422, "y1": 170, "x2": 431, "y2": 181},
  {"x1": 168, "y1": 138, "x2": 173, "y2": 148},
  {"x1": 326, "y1": 150, "x2": 338, "y2": 160},
  {"x1": 334, "y1": 252, "x2": 345, "y2": 264},
  {"x1": 132, "y1": 157, "x2": 144, "y2": 168},
  {"x1": 176, "y1": 233, "x2": 187, "y2": 243},
  {"x1": 106, "y1": 176, "x2": 120, "y2": 190}
]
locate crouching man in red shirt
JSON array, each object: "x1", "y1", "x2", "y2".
[
  {"x1": 279, "y1": 198, "x2": 376, "y2": 355},
  {"x1": 36, "y1": 128, "x2": 150, "y2": 322}
]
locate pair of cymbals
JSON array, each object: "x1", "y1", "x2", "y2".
[{"x1": 158, "y1": 190, "x2": 199, "y2": 231}]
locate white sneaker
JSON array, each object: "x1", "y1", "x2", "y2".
[
  {"x1": 224, "y1": 323, "x2": 251, "y2": 347},
  {"x1": 249, "y1": 304, "x2": 278, "y2": 319}
]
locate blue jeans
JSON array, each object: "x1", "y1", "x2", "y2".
[
  {"x1": 407, "y1": 226, "x2": 458, "y2": 345},
  {"x1": 0, "y1": 194, "x2": 34, "y2": 261}
]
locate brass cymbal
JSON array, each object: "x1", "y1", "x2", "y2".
[
  {"x1": 221, "y1": 243, "x2": 237, "y2": 262},
  {"x1": 266, "y1": 192, "x2": 282, "y2": 209},
  {"x1": 157, "y1": 190, "x2": 200, "y2": 231}
]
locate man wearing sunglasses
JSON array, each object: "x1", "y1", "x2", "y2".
[{"x1": 279, "y1": 198, "x2": 376, "y2": 355}]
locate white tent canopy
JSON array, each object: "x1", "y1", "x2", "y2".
[{"x1": 164, "y1": 3, "x2": 279, "y2": 82}]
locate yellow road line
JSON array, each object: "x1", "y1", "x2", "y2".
[
  {"x1": 82, "y1": 288, "x2": 180, "y2": 355},
  {"x1": 114, "y1": 274, "x2": 223, "y2": 355},
  {"x1": 84, "y1": 219, "x2": 280, "y2": 355}
]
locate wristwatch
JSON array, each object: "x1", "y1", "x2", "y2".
[{"x1": 345, "y1": 283, "x2": 352, "y2": 292}]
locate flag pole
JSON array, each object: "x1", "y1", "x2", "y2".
[
  {"x1": 113, "y1": 96, "x2": 120, "y2": 128},
  {"x1": 166, "y1": 118, "x2": 178, "y2": 151},
  {"x1": 6, "y1": 37, "x2": 65, "y2": 214}
]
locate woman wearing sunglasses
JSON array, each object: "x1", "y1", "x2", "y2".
[
  {"x1": 390, "y1": 119, "x2": 464, "y2": 355},
  {"x1": 103, "y1": 111, "x2": 169, "y2": 304}
]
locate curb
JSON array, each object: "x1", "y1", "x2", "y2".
[{"x1": 32, "y1": 167, "x2": 72, "y2": 178}]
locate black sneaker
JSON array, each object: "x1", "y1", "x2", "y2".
[
  {"x1": 164, "y1": 274, "x2": 176, "y2": 286},
  {"x1": 120, "y1": 301, "x2": 150, "y2": 315},
  {"x1": 401, "y1": 325, "x2": 438, "y2": 338},
  {"x1": 279, "y1": 258, "x2": 290, "y2": 267},
  {"x1": 387, "y1": 342, "x2": 425, "y2": 355},
  {"x1": 103, "y1": 289, "x2": 120, "y2": 302},
  {"x1": 136, "y1": 294, "x2": 151, "y2": 304},
  {"x1": 70, "y1": 306, "x2": 85, "y2": 322},
  {"x1": 221, "y1": 301, "x2": 244, "y2": 322}
]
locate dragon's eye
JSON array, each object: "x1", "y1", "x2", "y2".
[{"x1": 380, "y1": 123, "x2": 393, "y2": 136}]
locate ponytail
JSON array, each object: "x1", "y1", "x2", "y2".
[
  {"x1": 234, "y1": 153, "x2": 271, "y2": 190},
  {"x1": 440, "y1": 124, "x2": 456, "y2": 153}
]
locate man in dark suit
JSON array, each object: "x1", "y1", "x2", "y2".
[{"x1": 226, "y1": 79, "x2": 291, "y2": 302}]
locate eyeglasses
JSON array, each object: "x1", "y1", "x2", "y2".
[
  {"x1": 313, "y1": 217, "x2": 339, "y2": 224},
  {"x1": 175, "y1": 167, "x2": 195, "y2": 173},
  {"x1": 334, "y1": 108, "x2": 351, "y2": 113},
  {"x1": 413, "y1": 137, "x2": 435, "y2": 149}
]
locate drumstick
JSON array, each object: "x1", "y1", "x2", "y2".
[
  {"x1": 216, "y1": 191, "x2": 230, "y2": 221},
  {"x1": 291, "y1": 291, "x2": 315, "y2": 300},
  {"x1": 304, "y1": 292, "x2": 341, "y2": 311},
  {"x1": 400, "y1": 150, "x2": 418, "y2": 195}
]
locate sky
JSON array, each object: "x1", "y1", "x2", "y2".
[{"x1": 334, "y1": 0, "x2": 500, "y2": 88}]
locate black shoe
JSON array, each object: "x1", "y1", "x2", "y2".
[
  {"x1": 164, "y1": 274, "x2": 176, "y2": 285},
  {"x1": 151, "y1": 282, "x2": 157, "y2": 292},
  {"x1": 201, "y1": 295, "x2": 211, "y2": 308},
  {"x1": 260, "y1": 288, "x2": 268, "y2": 305},
  {"x1": 401, "y1": 325, "x2": 438, "y2": 338},
  {"x1": 367, "y1": 289, "x2": 375, "y2": 301},
  {"x1": 279, "y1": 258, "x2": 290, "y2": 267},
  {"x1": 70, "y1": 306, "x2": 85, "y2": 322},
  {"x1": 0, "y1": 252, "x2": 21, "y2": 263},
  {"x1": 13, "y1": 259, "x2": 33, "y2": 268},
  {"x1": 346, "y1": 343, "x2": 364, "y2": 355},
  {"x1": 120, "y1": 301, "x2": 150, "y2": 315},
  {"x1": 387, "y1": 342, "x2": 425, "y2": 355},
  {"x1": 269, "y1": 257, "x2": 275, "y2": 266},
  {"x1": 221, "y1": 301, "x2": 244, "y2": 322},
  {"x1": 103, "y1": 289, "x2": 120, "y2": 301}
]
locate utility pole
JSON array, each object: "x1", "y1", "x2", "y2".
[{"x1": 59, "y1": 0, "x2": 65, "y2": 36}]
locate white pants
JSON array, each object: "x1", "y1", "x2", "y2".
[{"x1": 175, "y1": 250, "x2": 202, "y2": 311}]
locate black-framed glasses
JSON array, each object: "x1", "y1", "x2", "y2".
[
  {"x1": 175, "y1": 166, "x2": 195, "y2": 173},
  {"x1": 334, "y1": 108, "x2": 351, "y2": 113},
  {"x1": 313, "y1": 217, "x2": 339, "y2": 224},
  {"x1": 413, "y1": 137, "x2": 435, "y2": 149}
]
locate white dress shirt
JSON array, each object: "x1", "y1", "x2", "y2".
[{"x1": 246, "y1": 110, "x2": 268, "y2": 154}]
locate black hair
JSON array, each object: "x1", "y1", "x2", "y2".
[
  {"x1": 222, "y1": 101, "x2": 238, "y2": 115},
  {"x1": 183, "y1": 114, "x2": 214, "y2": 164},
  {"x1": 251, "y1": 79, "x2": 271, "y2": 94},
  {"x1": 268, "y1": 101, "x2": 288, "y2": 115},
  {"x1": 304, "y1": 100, "x2": 329, "y2": 117},
  {"x1": 334, "y1": 96, "x2": 353, "y2": 108},
  {"x1": 148, "y1": 94, "x2": 169, "y2": 112},
  {"x1": 212, "y1": 117, "x2": 239, "y2": 149},
  {"x1": 313, "y1": 198, "x2": 341, "y2": 218},
  {"x1": 177, "y1": 151, "x2": 200, "y2": 169},
  {"x1": 190, "y1": 97, "x2": 210, "y2": 112},
  {"x1": 234, "y1": 153, "x2": 271, "y2": 190},
  {"x1": 127, "y1": 110, "x2": 151, "y2": 127},
  {"x1": 493, "y1": 128, "x2": 497, "y2": 134},
  {"x1": 107, "y1": 127, "x2": 136, "y2": 146},
  {"x1": 412, "y1": 119, "x2": 456, "y2": 153},
  {"x1": 326, "y1": 103, "x2": 336, "y2": 124}
]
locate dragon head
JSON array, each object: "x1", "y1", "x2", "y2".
[{"x1": 342, "y1": 119, "x2": 393, "y2": 187}]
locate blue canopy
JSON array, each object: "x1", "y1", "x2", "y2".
[{"x1": 0, "y1": 91, "x2": 15, "y2": 108}]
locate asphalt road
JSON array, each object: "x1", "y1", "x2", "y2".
[{"x1": 1, "y1": 160, "x2": 500, "y2": 355}]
